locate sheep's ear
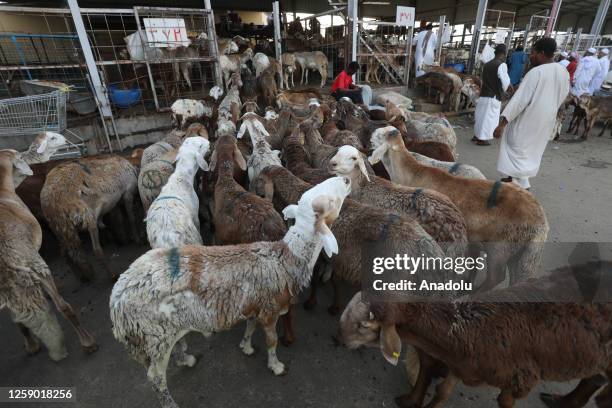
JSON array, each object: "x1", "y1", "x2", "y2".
[
  {"x1": 209, "y1": 149, "x2": 218, "y2": 171},
  {"x1": 282, "y1": 204, "x2": 298, "y2": 220},
  {"x1": 233, "y1": 146, "x2": 247, "y2": 171},
  {"x1": 255, "y1": 121, "x2": 269, "y2": 137},
  {"x1": 357, "y1": 155, "x2": 370, "y2": 182},
  {"x1": 379, "y1": 323, "x2": 401, "y2": 366},
  {"x1": 13, "y1": 156, "x2": 33, "y2": 176},
  {"x1": 319, "y1": 222, "x2": 338, "y2": 257},
  {"x1": 237, "y1": 122, "x2": 247, "y2": 139},
  {"x1": 273, "y1": 150, "x2": 281, "y2": 158},
  {"x1": 196, "y1": 153, "x2": 209, "y2": 171},
  {"x1": 368, "y1": 143, "x2": 388, "y2": 165},
  {"x1": 36, "y1": 136, "x2": 49, "y2": 154},
  {"x1": 248, "y1": 166, "x2": 254, "y2": 182}
]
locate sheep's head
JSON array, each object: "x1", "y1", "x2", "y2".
[
  {"x1": 385, "y1": 100, "x2": 405, "y2": 123},
  {"x1": 578, "y1": 94, "x2": 591, "y2": 110},
  {"x1": 209, "y1": 134, "x2": 247, "y2": 172},
  {"x1": 329, "y1": 145, "x2": 370, "y2": 182},
  {"x1": 339, "y1": 292, "x2": 402, "y2": 366},
  {"x1": 264, "y1": 108, "x2": 278, "y2": 120},
  {"x1": 185, "y1": 123, "x2": 208, "y2": 139},
  {"x1": 368, "y1": 126, "x2": 403, "y2": 165},
  {"x1": 0, "y1": 149, "x2": 32, "y2": 178},
  {"x1": 209, "y1": 85, "x2": 223, "y2": 101},
  {"x1": 216, "y1": 119, "x2": 236, "y2": 138},
  {"x1": 237, "y1": 116, "x2": 269, "y2": 145},
  {"x1": 176, "y1": 136, "x2": 210, "y2": 171},
  {"x1": 283, "y1": 176, "x2": 350, "y2": 257},
  {"x1": 242, "y1": 101, "x2": 259, "y2": 114},
  {"x1": 228, "y1": 72, "x2": 243, "y2": 89},
  {"x1": 34, "y1": 131, "x2": 67, "y2": 157}
]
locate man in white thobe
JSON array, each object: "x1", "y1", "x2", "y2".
[
  {"x1": 414, "y1": 23, "x2": 437, "y2": 77},
  {"x1": 571, "y1": 48, "x2": 599, "y2": 96},
  {"x1": 493, "y1": 38, "x2": 570, "y2": 190},
  {"x1": 473, "y1": 44, "x2": 511, "y2": 145},
  {"x1": 558, "y1": 51, "x2": 570, "y2": 68},
  {"x1": 589, "y1": 48, "x2": 610, "y2": 94}
]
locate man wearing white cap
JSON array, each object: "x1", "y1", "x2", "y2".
[
  {"x1": 572, "y1": 48, "x2": 599, "y2": 96},
  {"x1": 589, "y1": 48, "x2": 610, "y2": 94},
  {"x1": 558, "y1": 51, "x2": 570, "y2": 68}
]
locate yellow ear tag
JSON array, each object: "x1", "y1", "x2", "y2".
[{"x1": 392, "y1": 351, "x2": 400, "y2": 358}]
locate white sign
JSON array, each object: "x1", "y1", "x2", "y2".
[
  {"x1": 395, "y1": 6, "x2": 415, "y2": 27},
  {"x1": 143, "y1": 18, "x2": 190, "y2": 48}
]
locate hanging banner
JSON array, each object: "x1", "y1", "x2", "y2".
[
  {"x1": 143, "y1": 18, "x2": 190, "y2": 48},
  {"x1": 396, "y1": 6, "x2": 415, "y2": 27}
]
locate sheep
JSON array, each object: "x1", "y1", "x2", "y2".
[
  {"x1": 239, "y1": 67, "x2": 257, "y2": 103},
  {"x1": 411, "y1": 151, "x2": 486, "y2": 180},
  {"x1": 339, "y1": 262, "x2": 612, "y2": 408},
  {"x1": 217, "y1": 38, "x2": 239, "y2": 54},
  {"x1": 110, "y1": 177, "x2": 351, "y2": 408},
  {"x1": 219, "y1": 47, "x2": 253, "y2": 90},
  {"x1": 236, "y1": 114, "x2": 281, "y2": 184},
  {"x1": 294, "y1": 51, "x2": 328, "y2": 87},
  {"x1": 320, "y1": 120, "x2": 365, "y2": 150},
  {"x1": 329, "y1": 145, "x2": 468, "y2": 258},
  {"x1": 217, "y1": 72, "x2": 243, "y2": 125},
  {"x1": 268, "y1": 56, "x2": 284, "y2": 90},
  {"x1": 281, "y1": 52, "x2": 297, "y2": 88},
  {"x1": 257, "y1": 67, "x2": 278, "y2": 110},
  {"x1": 41, "y1": 155, "x2": 140, "y2": 281},
  {"x1": 253, "y1": 165, "x2": 447, "y2": 315},
  {"x1": 141, "y1": 129, "x2": 187, "y2": 169},
  {"x1": 276, "y1": 88, "x2": 323, "y2": 113},
  {"x1": 13, "y1": 131, "x2": 68, "y2": 187},
  {"x1": 0, "y1": 149, "x2": 97, "y2": 361},
  {"x1": 139, "y1": 124, "x2": 208, "y2": 212},
  {"x1": 210, "y1": 134, "x2": 286, "y2": 245},
  {"x1": 368, "y1": 126, "x2": 549, "y2": 292},
  {"x1": 374, "y1": 91, "x2": 413, "y2": 111},
  {"x1": 252, "y1": 52, "x2": 270, "y2": 77},
  {"x1": 170, "y1": 99, "x2": 206, "y2": 130},
  {"x1": 145, "y1": 137, "x2": 210, "y2": 249}
]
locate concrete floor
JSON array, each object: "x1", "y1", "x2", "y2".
[{"x1": 1, "y1": 116, "x2": 610, "y2": 408}]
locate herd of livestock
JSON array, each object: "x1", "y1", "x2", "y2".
[{"x1": 1, "y1": 38, "x2": 611, "y2": 408}]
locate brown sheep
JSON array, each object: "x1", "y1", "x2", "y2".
[
  {"x1": 369, "y1": 127, "x2": 549, "y2": 292},
  {"x1": 41, "y1": 155, "x2": 140, "y2": 281},
  {"x1": 257, "y1": 67, "x2": 278, "y2": 110},
  {"x1": 339, "y1": 262, "x2": 612, "y2": 408},
  {"x1": 0, "y1": 150, "x2": 97, "y2": 361}
]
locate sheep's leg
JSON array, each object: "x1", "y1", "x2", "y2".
[
  {"x1": 477, "y1": 243, "x2": 508, "y2": 293},
  {"x1": 41, "y1": 276, "x2": 98, "y2": 354},
  {"x1": 497, "y1": 389, "x2": 515, "y2": 408},
  {"x1": 17, "y1": 323, "x2": 41, "y2": 355},
  {"x1": 540, "y1": 374, "x2": 608, "y2": 408},
  {"x1": 279, "y1": 306, "x2": 295, "y2": 346},
  {"x1": 598, "y1": 120, "x2": 608, "y2": 137},
  {"x1": 327, "y1": 272, "x2": 342, "y2": 316},
  {"x1": 423, "y1": 371, "x2": 459, "y2": 408},
  {"x1": 58, "y1": 225, "x2": 95, "y2": 282},
  {"x1": 87, "y1": 223, "x2": 115, "y2": 281},
  {"x1": 239, "y1": 318, "x2": 257, "y2": 356},
  {"x1": 147, "y1": 343, "x2": 178, "y2": 408},
  {"x1": 181, "y1": 65, "x2": 192, "y2": 90},
  {"x1": 258, "y1": 315, "x2": 287, "y2": 376},
  {"x1": 10, "y1": 296, "x2": 67, "y2": 362},
  {"x1": 583, "y1": 116, "x2": 596, "y2": 140},
  {"x1": 291, "y1": 72, "x2": 295, "y2": 88},
  {"x1": 304, "y1": 257, "x2": 325, "y2": 310},
  {"x1": 123, "y1": 192, "x2": 142, "y2": 244},
  {"x1": 172, "y1": 337, "x2": 197, "y2": 367},
  {"x1": 395, "y1": 348, "x2": 444, "y2": 408}
]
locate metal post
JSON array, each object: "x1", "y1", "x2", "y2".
[
  {"x1": 435, "y1": 15, "x2": 446, "y2": 65},
  {"x1": 545, "y1": 0, "x2": 563, "y2": 36},
  {"x1": 573, "y1": 28, "x2": 583, "y2": 52},
  {"x1": 204, "y1": 0, "x2": 223, "y2": 88},
  {"x1": 467, "y1": 0, "x2": 488, "y2": 73},
  {"x1": 132, "y1": 8, "x2": 160, "y2": 111},
  {"x1": 590, "y1": 0, "x2": 611, "y2": 46},
  {"x1": 404, "y1": 26, "x2": 413, "y2": 89},
  {"x1": 273, "y1": 1, "x2": 282, "y2": 61},
  {"x1": 349, "y1": 0, "x2": 358, "y2": 64},
  {"x1": 505, "y1": 22, "x2": 515, "y2": 48},
  {"x1": 66, "y1": 0, "x2": 112, "y2": 118}
]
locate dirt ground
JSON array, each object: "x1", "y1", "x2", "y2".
[{"x1": 1, "y1": 115, "x2": 610, "y2": 407}]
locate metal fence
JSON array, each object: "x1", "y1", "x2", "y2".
[
  {"x1": 356, "y1": 20, "x2": 411, "y2": 85},
  {"x1": 283, "y1": 8, "x2": 348, "y2": 86}
]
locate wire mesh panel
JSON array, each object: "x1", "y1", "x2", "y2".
[
  {"x1": 356, "y1": 21, "x2": 410, "y2": 85},
  {"x1": 0, "y1": 90, "x2": 66, "y2": 136},
  {"x1": 80, "y1": 6, "x2": 219, "y2": 111},
  {"x1": 471, "y1": 9, "x2": 515, "y2": 74},
  {"x1": 283, "y1": 8, "x2": 348, "y2": 86},
  {"x1": 523, "y1": 10, "x2": 550, "y2": 53}
]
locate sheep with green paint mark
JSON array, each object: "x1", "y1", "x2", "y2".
[{"x1": 110, "y1": 176, "x2": 351, "y2": 408}]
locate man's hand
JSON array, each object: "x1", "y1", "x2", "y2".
[{"x1": 494, "y1": 117, "x2": 508, "y2": 139}]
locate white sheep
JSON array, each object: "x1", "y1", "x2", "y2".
[
  {"x1": 170, "y1": 99, "x2": 206, "y2": 130},
  {"x1": 237, "y1": 114, "x2": 281, "y2": 184},
  {"x1": 219, "y1": 48, "x2": 253, "y2": 90},
  {"x1": 145, "y1": 137, "x2": 210, "y2": 249},
  {"x1": 13, "y1": 131, "x2": 68, "y2": 187},
  {"x1": 252, "y1": 52, "x2": 271, "y2": 77},
  {"x1": 281, "y1": 52, "x2": 297, "y2": 89},
  {"x1": 110, "y1": 176, "x2": 351, "y2": 408}
]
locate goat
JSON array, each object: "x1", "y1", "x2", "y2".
[
  {"x1": 219, "y1": 48, "x2": 253, "y2": 90},
  {"x1": 13, "y1": 131, "x2": 68, "y2": 187},
  {"x1": 257, "y1": 67, "x2": 278, "y2": 109},
  {"x1": 294, "y1": 51, "x2": 328, "y2": 87},
  {"x1": 578, "y1": 94, "x2": 612, "y2": 139},
  {"x1": 281, "y1": 52, "x2": 297, "y2": 88}
]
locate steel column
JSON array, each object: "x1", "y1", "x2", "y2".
[
  {"x1": 545, "y1": 0, "x2": 563, "y2": 36},
  {"x1": 204, "y1": 0, "x2": 223, "y2": 88},
  {"x1": 349, "y1": 0, "x2": 358, "y2": 64},
  {"x1": 467, "y1": 0, "x2": 489, "y2": 73},
  {"x1": 273, "y1": 1, "x2": 282, "y2": 62},
  {"x1": 590, "y1": 0, "x2": 611, "y2": 47}
]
